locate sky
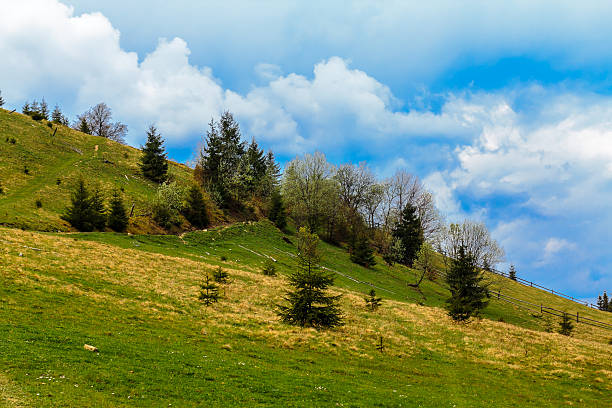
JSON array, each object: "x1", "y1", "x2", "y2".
[{"x1": 2, "y1": 0, "x2": 612, "y2": 301}]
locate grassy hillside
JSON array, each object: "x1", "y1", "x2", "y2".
[
  {"x1": 0, "y1": 108, "x2": 194, "y2": 232},
  {"x1": 1, "y1": 222, "x2": 611, "y2": 407}
]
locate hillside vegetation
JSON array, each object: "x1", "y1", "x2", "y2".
[
  {"x1": 1, "y1": 222, "x2": 612, "y2": 407},
  {"x1": 0, "y1": 108, "x2": 193, "y2": 233}
]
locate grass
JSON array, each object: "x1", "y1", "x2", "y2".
[
  {"x1": 1, "y1": 223, "x2": 611, "y2": 407},
  {"x1": 0, "y1": 108, "x2": 194, "y2": 233}
]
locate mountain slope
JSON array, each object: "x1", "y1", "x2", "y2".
[
  {"x1": 0, "y1": 108, "x2": 193, "y2": 232},
  {"x1": 1, "y1": 223, "x2": 611, "y2": 407}
]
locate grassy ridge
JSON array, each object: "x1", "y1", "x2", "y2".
[
  {"x1": 0, "y1": 108, "x2": 193, "y2": 232},
  {"x1": 1, "y1": 223, "x2": 611, "y2": 407}
]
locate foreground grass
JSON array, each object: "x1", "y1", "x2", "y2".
[{"x1": 1, "y1": 226, "x2": 611, "y2": 407}]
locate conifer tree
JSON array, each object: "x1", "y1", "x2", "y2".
[
  {"x1": 262, "y1": 258, "x2": 277, "y2": 276},
  {"x1": 392, "y1": 203, "x2": 424, "y2": 266},
  {"x1": 40, "y1": 98, "x2": 49, "y2": 121},
  {"x1": 183, "y1": 184, "x2": 209, "y2": 228},
  {"x1": 0, "y1": 90, "x2": 4, "y2": 107},
  {"x1": 140, "y1": 125, "x2": 168, "y2": 184},
  {"x1": 198, "y1": 273, "x2": 219, "y2": 306},
  {"x1": 603, "y1": 292, "x2": 609, "y2": 311},
  {"x1": 350, "y1": 235, "x2": 376, "y2": 268},
  {"x1": 212, "y1": 266, "x2": 229, "y2": 284},
  {"x1": 108, "y1": 190, "x2": 129, "y2": 232},
  {"x1": 277, "y1": 227, "x2": 343, "y2": 328},
  {"x1": 558, "y1": 312, "x2": 574, "y2": 336},
  {"x1": 597, "y1": 295, "x2": 604, "y2": 310},
  {"x1": 268, "y1": 189, "x2": 287, "y2": 230},
  {"x1": 508, "y1": 264, "x2": 517, "y2": 281},
  {"x1": 364, "y1": 289, "x2": 382, "y2": 311},
  {"x1": 77, "y1": 116, "x2": 91, "y2": 134},
  {"x1": 445, "y1": 245, "x2": 490, "y2": 321},
  {"x1": 62, "y1": 179, "x2": 94, "y2": 232},
  {"x1": 51, "y1": 105, "x2": 68, "y2": 125},
  {"x1": 90, "y1": 187, "x2": 107, "y2": 230}
]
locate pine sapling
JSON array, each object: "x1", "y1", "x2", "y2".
[
  {"x1": 212, "y1": 266, "x2": 229, "y2": 284},
  {"x1": 262, "y1": 258, "x2": 277, "y2": 276},
  {"x1": 558, "y1": 312, "x2": 574, "y2": 336},
  {"x1": 364, "y1": 289, "x2": 382, "y2": 311},
  {"x1": 198, "y1": 273, "x2": 219, "y2": 306}
]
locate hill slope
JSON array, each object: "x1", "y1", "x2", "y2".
[
  {"x1": 1, "y1": 222, "x2": 611, "y2": 407},
  {"x1": 0, "y1": 108, "x2": 193, "y2": 232}
]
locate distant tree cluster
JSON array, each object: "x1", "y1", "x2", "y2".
[
  {"x1": 22, "y1": 98, "x2": 50, "y2": 121},
  {"x1": 597, "y1": 291, "x2": 612, "y2": 312},
  {"x1": 196, "y1": 111, "x2": 280, "y2": 208},
  {"x1": 62, "y1": 179, "x2": 128, "y2": 232}
]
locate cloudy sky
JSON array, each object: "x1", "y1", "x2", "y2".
[{"x1": 3, "y1": 0, "x2": 612, "y2": 301}]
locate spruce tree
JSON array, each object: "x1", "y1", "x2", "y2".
[
  {"x1": 90, "y1": 187, "x2": 107, "y2": 230},
  {"x1": 108, "y1": 190, "x2": 129, "y2": 232},
  {"x1": 212, "y1": 266, "x2": 229, "y2": 284},
  {"x1": 40, "y1": 98, "x2": 49, "y2": 121},
  {"x1": 62, "y1": 179, "x2": 94, "y2": 232},
  {"x1": 508, "y1": 264, "x2": 517, "y2": 281},
  {"x1": 0, "y1": 90, "x2": 4, "y2": 107},
  {"x1": 558, "y1": 312, "x2": 574, "y2": 336},
  {"x1": 597, "y1": 295, "x2": 604, "y2": 310},
  {"x1": 183, "y1": 184, "x2": 209, "y2": 228},
  {"x1": 603, "y1": 292, "x2": 609, "y2": 311},
  {"x1": 350, "y1": 235, "x2": 376, "y2": 268},
  {"x1": 140, "y1": 125, "x2": 168, "y2": 183},
  {"x1": 364, "y1": 289, "x2": 382, "y2": 311},
  {"x1": 198, "y1": 273, "x2": 219, "y2": 306},
  {"x1": 277, "y1": 227, "x2": 343, "y2": 328},
  {"x1": 78, "y1": 116, "x2": 91, "y2": 134},
  {"x1": 392, "y1": 203, "x2": 424, "y2": 266},
  {"x1": 268, "y1": 189, "x2": 287, "y2": 230},
  {"x1": 445, "y1": 245, "x2": 490, "y2": 321}
]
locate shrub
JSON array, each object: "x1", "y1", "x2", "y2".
[
  {"x1": 262, "y1": 259, "x2": 277, "y2": 276},
  {"x1": 364, "y1": 289, "x2": 382, "y2": 311},
  {"x1": 220, "y1": 255, "x2": 227, "y2": 262},
  {"x1": 56, "y1": 178, "x2": 61, "y2": 185},
  {"x1": 35, "y1": 199, "x2": 42, "y2": 209},
  {"x1": 558, "y1": 312, "x2": 574, "y2": 336},
  {"x1": 46, "y1": 122, "x2": 53, "y2": 128},
  {"x1": 23, "y1": 166, "x2": 29, "y2": 175},
  {"x1": 9, "y1": 138, "x2": 16, "y2": 144}
]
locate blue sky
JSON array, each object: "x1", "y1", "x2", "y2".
[{"x1": 3, "y1": 0, "x2": 612, "y2": 301}]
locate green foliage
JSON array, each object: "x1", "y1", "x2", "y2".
[
  {"x1": 77, "y1": 116, "x2": 91, "y2": 134},
  {"x1": 558, "y1": 312, "x2": 574, "y2": 336},
  {"x1": 350, "y1": 235, "x2": 376, "y2": 268},
  {"x1": 108, "y1": 190, "x2": 129, "y2": 232},
  {"x1": 0, "y1": 90, "x2": 4, "y2": 107},
  {"x1": 445, "y1": 245, "x2": 490, "y2": 321},
  {"x1": 35, "y1": 199, "x2": 42, "y2": 209},
  {"x1": 212, "y1": 266, "x2": 229, "y2": 284},
  {"x1": 51, "y1": 105, "x2": 69, "y2": 126},
  {"x1": 198, "y1": 273, "x2": 219, "y2": 306},
  {"x1": 277, "y1": 227, "x2": 343, "y2": 328},
  {"x1": 152, "y1": 181, "x2": 184, "y2": 228},
  {"x1": 262, "y1": 258, "x2": 277, "y2": 276},
  {"x1": 509, "y1": 264, "x2": 517, "y2": 281},
  {"x1": 61, "y1": 179, "x2": 95, "y2": 232},
  {"x1": 183, "y1": 184, "x2": 209, "y2": 228},
  {"x1": 392, "y1": 203, "x2": 424, "y2": 267},
  {"x1": 414, "y1": 242, "x2": 436, "y2": 282},
  {"x1": 140, "y1": 125, "x2": 168, "y2": 184},
  {"x1": 364, "y1": 289, "x2": 382, "y2": 311},
  {"x1": 268, "y1": 189, "x2": 287, "y2": 230},
  {"x1": 90, "y1": 187, "x2": 107, "y2": 231}
]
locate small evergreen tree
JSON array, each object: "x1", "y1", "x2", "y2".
[
  {"x1": 597, "y1": 295, "x2": 604, "y2": 310},
  {"x1": 603, "y1": 292, "x2": 609, "y2": 311},
  {"x1": 40, "y1": 98, "x2": 49, "y2": 121},
  {"x1": 350, "y1": 235, "x2": 376, "y2": 268},
  {"x1": 364, "y1": 289, "x2": 382, "y2": 311},
  {"x1": 198, "y1": 273, "x2": 219, "y2": 306},
  {"x1": 445, "y1": 245, "x2": 490, "y2": 321},
  {"x1": 78, "y1": 116, "x2": 91, "y2": 134},
  {"x1": 51, "y1": 105, "x2": 69, "y2": 125},
  {"x1": 262, "y1": 258, "x2": 277, "y2": 276},
  {"x1": 268, "y1": 189, "x2": 287, "y2": 230},
  {"x1": 212, "y1": 266, "x2": 229, "y2": 284},
  {"x1": 0, "y1": 90, "x2": 4, "y2": 107},
  {"x1": 90, "y1": 187, "x2": 107, "y2": 230},
  {"x1": 558, "y1": 312, "x2": 574, "y2": 336},
  {"x1": 183, "y1": 184, "x2": 209, "y2": 228},
  {"x1": 508, "y1": 264, "x2": 517, "y2": 281},
  {"x1": 140, "y1": 125, "x2": 168, "y2": 183},
  {"x1": 277, "y1": 227, "x2": 343, "y2": 328},
  {"x1": 392, "y1": 203, "x2": 424, "y2": 267},
  {"x1": 62, "y1": 179, "x2": 94, "y2": 232},
  {"x1": 108, "y1": 190, "x2": 129, "y2": 232}
]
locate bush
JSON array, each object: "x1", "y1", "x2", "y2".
[
  {"x1": 56, "y1": 178, "x2": 62, "y2": 185},
  {"x1": 220, "y1": 255, "x2": 227, "y2": 262},
  {"x1": 46, "y1": 122, "x2": 53, "y2": 128},
  {"x1": 262, "y1": 259, "x2": 277, "y2": 276},
  {"x1": 152, "y1": 181, "x2": 184, "y2": 228},
  {"x1": 35, "y1": 199, "x2": 42, "y2": 209},
  {"x1": 23, "y1": 166, "x2": 29, "y2": 175}
]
